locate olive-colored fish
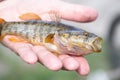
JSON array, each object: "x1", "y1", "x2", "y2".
[{"x1": 0, "y1": 20, "x2": 102, "y2": 55}]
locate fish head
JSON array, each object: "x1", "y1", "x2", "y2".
[{"x1": 54, "y1": 29, "x2": 103, "y2": 55}]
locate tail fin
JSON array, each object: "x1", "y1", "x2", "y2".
[
  {"x1": 0, "y1": 24, "x2": 2, "y2": 36},
  {"x1": 0, "y1": 18, "x2": 5, "y2": 36},
  {"x1": 0, "y1": 24, "x2": 3, "y2": 41}
]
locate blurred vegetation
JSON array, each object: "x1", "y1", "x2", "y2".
[{"x1": 0, "y1": 39, "x2": 110, "y2": 80}]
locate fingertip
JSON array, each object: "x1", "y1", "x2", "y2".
[
  {"x1": 64, "y1": 57, "x2": 79, "y2": 70},
  {"x1": 75, "y1": 57, "x2": 90, "y2": 76},
  {"x1": 72, "y1": 6, "x2": 98, "y2": 22},
  {"x1": 84, "y1": 7, "x2": 98, "y2": 22},
  {"x1": 57, "y1": 1, "x2": 98, "y2": 22},
  {"x1": 59, "y1": 55, "x2": 79, "y2": 70},
  {"x1": 77, "y1": 65, "x2": 90, "y2": 76}
]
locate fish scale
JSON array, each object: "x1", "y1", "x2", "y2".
[
  {"x1": 0, "y1": 20, "x2": 102, "y2": 55},
  {"x1": 0, "y1": 21, "x2": 66, "y2": 43}
]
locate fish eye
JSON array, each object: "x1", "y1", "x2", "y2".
[{"x1": 83, "y1": 32, "x2": 89, "y2": 37}]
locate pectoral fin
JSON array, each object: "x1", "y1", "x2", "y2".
[{"x1": 8, "y1": 36, "x2": 28, "y2": 43}]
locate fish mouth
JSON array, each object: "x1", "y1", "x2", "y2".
[{"x1": 90, "y1": 37, "x2": 103, "y2": 52}]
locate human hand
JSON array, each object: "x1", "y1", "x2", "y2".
[{"x1": 0, "y1": 0, "x2": 98, "y2": 76}]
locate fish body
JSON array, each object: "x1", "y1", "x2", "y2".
[{"x1": 0, "y1": 20, "x2": 102, "y2": 55}]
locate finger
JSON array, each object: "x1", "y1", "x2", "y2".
[
  {"x1": 56, "y1": 1, "x2": 98, "y2": 22},
  {"x1": 2, "y1": 35, "x2": 38, "y2": 64},
  {"x1": 59, "y1": 55, "x2": 79, "y2": 70},
  {"x1": 33, "y1": 46, "x2": 62, "y2": 71},
  {"x1": 74, "y1": 56, "x2": 90, "y2": 76}
]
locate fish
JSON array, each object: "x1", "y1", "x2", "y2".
[{"x1": 0, "y1": 20, "x2": 102, "y2": 56}]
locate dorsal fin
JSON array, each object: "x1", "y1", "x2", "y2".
[
  {"x1": 0, "y1": 18, "x2": 6, "y2": 41},
  {"x1": 48, "y1": 10, "x2": 61, "y2": 22},
  {"x1": 39, "y1": 10, "x2": 61, "y2": 22},
  {"x1": 19, "y1": 10, "x2": 61, "y2": 22}
]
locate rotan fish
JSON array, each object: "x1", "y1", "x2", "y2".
[{"x1": 0, "y1": 19, "x2": 102, "y2": 55}]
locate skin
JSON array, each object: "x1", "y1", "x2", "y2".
[{"x1": 0, "y1": 0, "x2": 98, "y2": 76}]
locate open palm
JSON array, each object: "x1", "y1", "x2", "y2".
[{"x1": 0, "y1": 0, "x2": 98, "y2": 76}]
